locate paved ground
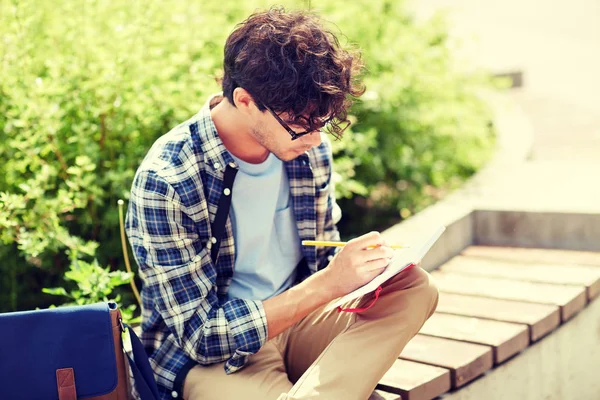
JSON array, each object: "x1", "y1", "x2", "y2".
[{"x1": 407, "y1": 0, "x2": 600, "y2": 213}]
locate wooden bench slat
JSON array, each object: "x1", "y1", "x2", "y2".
[
  {"x1": 369, "y1": 390, "x2": 402, "y2": 400},
  {"x1": 376, "y1": 359, "x2": 451, "y2": 400},
  {"x1": 461, "y1": 246, "x2": 600, "y2": 267},
  {"x1": 435, "y1": 292, "x2": 560, "y2": 341},
  {"x1": 399, "y1": 334, "x2": 493, "y2": 389},
  {"x1": 430, "y1": 271, "x2": 587, "y2": 321},
  {"x1": 419, "y1": 313, "x2": 529, "y2": 364},
  {"x1": 440, "y1": 255, "x2": 600, "y2": 300}
]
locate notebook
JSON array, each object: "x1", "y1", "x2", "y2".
[{"x1": 325, "y1": 224, "x2": 446, "y2": 312}]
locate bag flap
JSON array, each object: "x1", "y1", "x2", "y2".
[{"x1": 0, "y1": 302, "x2": 119, "y2": 400}]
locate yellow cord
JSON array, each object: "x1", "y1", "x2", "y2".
[{"x1": 118, "y1": 199, "x2": 142, "y2": 307}]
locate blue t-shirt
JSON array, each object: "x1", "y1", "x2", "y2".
[{"x1": 227, "y1": 152, "x2": 302, "y2": 301}]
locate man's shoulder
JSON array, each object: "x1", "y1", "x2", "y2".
[{"x1": 134, "y1": 117, "x2": 206, "y2": 194}]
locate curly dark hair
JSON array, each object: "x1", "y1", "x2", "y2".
[{"x1": 222, "y1": 7, "x2": 365, "y2": 139}]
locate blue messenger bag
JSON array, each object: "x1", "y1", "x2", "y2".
[{"x1": 0, "y1": 302, "x2": 159, "y2": 399}]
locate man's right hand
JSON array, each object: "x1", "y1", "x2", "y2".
[
  {"x1": 320, "y1": 231, "x2": 395, "y2": 300},
  {"x1": 263, "y1": 231, "x2": 394, "y2": 340}
]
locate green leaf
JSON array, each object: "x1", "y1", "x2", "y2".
[{"x1": 42, "y1": 287, "x2": 69, "y2": 298}]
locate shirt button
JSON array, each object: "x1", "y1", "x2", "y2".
[
  {"x1": 171, "y1": 391, "x2": 178, "y2": 398},
  {"x1": 211, "y1": 237, "x2": 217, "y2": 244},
  {"x1": 228, "y1": 162, "x2": 237, "y2": 168},
  {"x1": 223, "y1": 188, "x2": 231, "y2": 196},
  {"x1": 302, "y1": 160, "x2": 307, "y2": 166},
  {"x1": 213, "y1": 162, "x2": 220, "y2": 170}
]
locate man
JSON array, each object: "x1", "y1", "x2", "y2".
[{"x1": 126, "y1": 7, "x2": 438, "y2": 400}]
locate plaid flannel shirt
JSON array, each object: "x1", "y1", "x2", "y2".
[{"x1": 125, "y1": 96, "x2": 341, "y2": 398}]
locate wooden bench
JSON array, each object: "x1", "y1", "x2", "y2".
[{"x1": 371, "y1": 246, "x2": 600, "y2": 400}]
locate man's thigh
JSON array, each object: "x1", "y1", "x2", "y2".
[
  {"x1": 183, "y1": 340, "x2": 293, "y2": 400},
  {"x1": 283, "y1": 266, "x2": 437, "y2": 384}
]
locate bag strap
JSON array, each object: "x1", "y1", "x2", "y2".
[
  {"x1": 124, "y1": 165, "x2": 237, "y2": 398},
  {"x1": 125, "y1": 165, "x2": 237, "y2": 398},
  {"x1": 124, "y1": 325, "x2": 160, "y2": 400},
  {"x1": 210, "y1": 163, "x2": 238, "y2": 264}
]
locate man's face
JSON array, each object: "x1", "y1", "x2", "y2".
[{"x1": 252, "y1": 108, "x2": 323, "y2": 162}]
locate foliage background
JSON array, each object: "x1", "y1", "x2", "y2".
[{"x1": 0, "y1": 0, "x2": 495, "y2": 314}]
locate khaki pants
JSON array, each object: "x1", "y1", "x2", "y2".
[{"x1": 183, "y1": 266, "x2": 439, "y2": 400}]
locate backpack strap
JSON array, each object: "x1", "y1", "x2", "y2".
[{"x1": 210, "y1": 163, "x2": 238, "y2": 264}]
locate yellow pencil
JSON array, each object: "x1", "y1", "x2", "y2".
[{"x1": 301, "y1": 240, "x2": 406, "y2": 249}]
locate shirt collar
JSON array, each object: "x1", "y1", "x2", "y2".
[{"x1": 193, "y1": 94, "x2": 236, "y2": 174}]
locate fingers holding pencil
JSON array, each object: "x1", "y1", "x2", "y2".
[
  {"x1": 358, "y1": 239, "x2": 394, "y2": 271},
  {"x1": 357, "y1": 244, "x2": 394, "y2": 264},
  {"x1": 317, "y1": 231, "x2": 395, "y2": 298}
]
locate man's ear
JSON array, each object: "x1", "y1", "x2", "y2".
[{"x1": 232, "y1": 87, "x2": 259, "y2": 117}]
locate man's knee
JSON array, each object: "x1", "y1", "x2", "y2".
[
  {"x1": 408, "y1": 267, "x2": 439, "y2": 317},
  {"x1": 423, "y1": 270, "x2": 439, "y2": 317}
]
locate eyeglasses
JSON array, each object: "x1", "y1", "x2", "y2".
[{"x1": 262, "y1": 104, "x2": 317, "y2": 141}]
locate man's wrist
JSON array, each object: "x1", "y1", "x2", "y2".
[{"x1": 300, "y1": 268, "x2": 337, "y2": 306}]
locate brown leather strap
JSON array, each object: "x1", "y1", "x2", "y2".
[{"x1": 56, "y1": 368, "x2": 77, "y2": 400}]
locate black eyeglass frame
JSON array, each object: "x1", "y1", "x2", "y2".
[{"x1": 262, "y1": 104, "x2": 317, "y2": 141}]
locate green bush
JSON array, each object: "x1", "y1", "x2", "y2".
[
  {"x1": 42, "y1": 255, "x2": 140, "y2": 323},
  {"x1": 0, "y1": 0, "x2": 494, "y2": 312}
]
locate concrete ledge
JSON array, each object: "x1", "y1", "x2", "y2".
[
  {"x1": 474, "y1": 210, "x2": 600, "y2": 252},
  {"x1": 384, "y1": 208, "x2": 600, "y2": 272}
]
